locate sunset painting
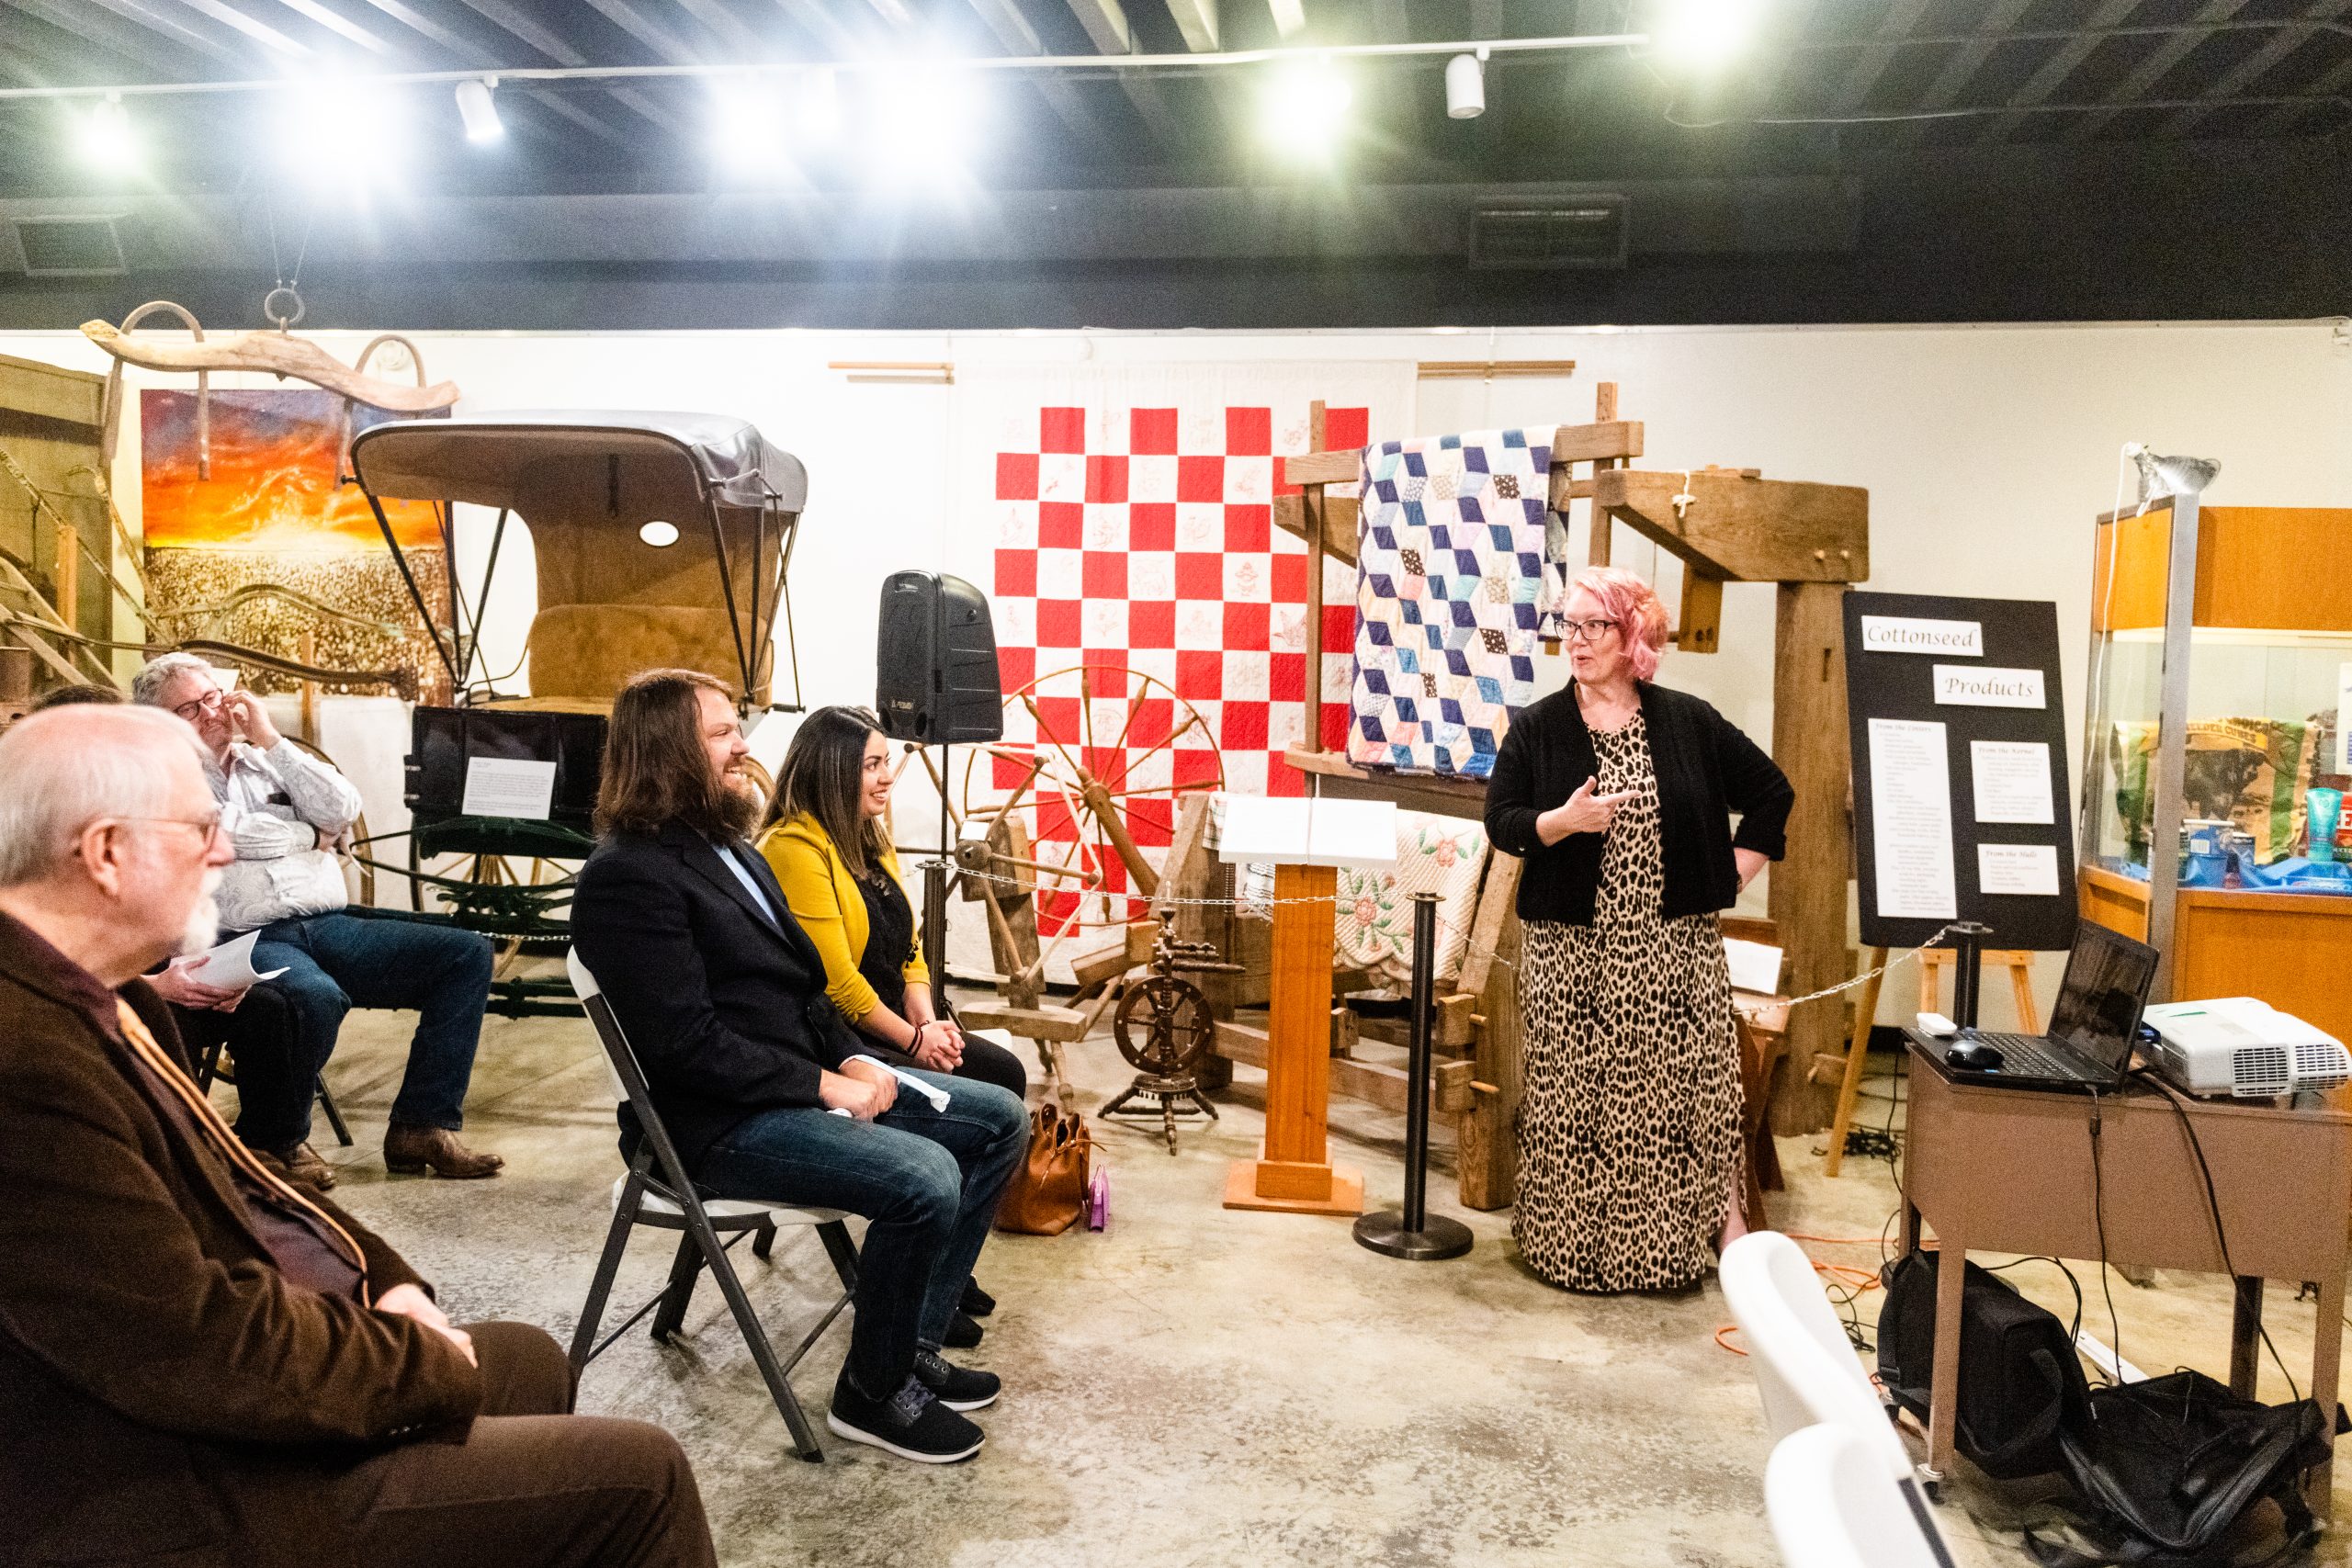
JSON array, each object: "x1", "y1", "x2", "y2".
[{"x1": 141, "y1": 389, "x2": 439, "y2": 551}]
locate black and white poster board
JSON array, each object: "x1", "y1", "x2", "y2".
[{"x1": 1844, "y1": 592, "x2": 2078, "y2": 951}]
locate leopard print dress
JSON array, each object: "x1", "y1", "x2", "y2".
[{"x1": 1513, "y1": 711, "x2": 1743, "y2": 1293}]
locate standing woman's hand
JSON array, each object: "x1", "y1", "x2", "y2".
[
  {"x1": 1733, "y1": 847, "x2": 1769, "y2": 892},
  {"x1": 1535, "y1": 777, "x2": 1639, "y2": 846}
]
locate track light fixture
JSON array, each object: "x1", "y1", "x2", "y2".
[
  {"x1": 71, "y1": 92, "x2": 138, "y2": 172},
  {"x1": 1446, "y1": 50, "x2": 1487, "y2": 119},
  {"x1": 454, "y1": 78, "x2": 503, "y2": 143}
]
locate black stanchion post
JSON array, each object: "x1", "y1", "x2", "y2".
[
  {"x1": 1950, "y1": 919, "x2": 1991, "y2": 1030},
  {"x1": 924, "y1": 741, "x2": 952, "y2": 1018},
  {"x1": 1354, "y1": 893, "x2": 1474, "y2": 1260}
]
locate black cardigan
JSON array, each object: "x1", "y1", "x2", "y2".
[{"x1": 1484, "y1": 682, "x2": 1794, "y2": 926}]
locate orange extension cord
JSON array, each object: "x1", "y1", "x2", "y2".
[{"x1": 1713, "y1": 1234, "x2": 1888, "y2": 1357}]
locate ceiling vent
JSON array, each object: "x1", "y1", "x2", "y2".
[
  {"x1": 12, "y1": 217, "x2": 128, "y2": 277},
  {"x1": 1468, "y1": 200, "x2": 1630, "y2": 270}
]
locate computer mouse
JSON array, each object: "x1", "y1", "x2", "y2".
[{"x1": 1945, "y1": 1037, "x2": 2004, "y2": 1071}]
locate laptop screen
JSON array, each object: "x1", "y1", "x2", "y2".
[{"x1": 2045, "y1": 922, "x2": 2160, "y2": 1070}]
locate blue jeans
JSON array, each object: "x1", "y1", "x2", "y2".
[
  {"x1": 697, "y1": 1071, "x2": 1028, "y2": 1400},
  {"x1": 247, "y1": 908, "x2": 496, "y2": 1138}
]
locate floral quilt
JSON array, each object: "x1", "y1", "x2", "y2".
[{"x1": 1332, "y1": 810, "x2": 1491, "y2": 987}]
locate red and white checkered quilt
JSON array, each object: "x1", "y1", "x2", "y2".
[{"x1": 987, "y1": 401, "x2": 1369, "y2": 931}]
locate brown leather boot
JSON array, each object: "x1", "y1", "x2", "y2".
[
  {"x1": 270, "y1": 1141, "x2": 338, "y2": 1191},
  {"x1": 383, "y1": 1124, "x2": 504, "y2": 1179}
]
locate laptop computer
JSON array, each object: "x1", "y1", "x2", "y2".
[{"x1": 1909, "y1": 921, "x2": 2160, "y2": 1092}]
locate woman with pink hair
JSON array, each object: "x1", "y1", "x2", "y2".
[{"x1": 1484, "y1": 566, "x2": 1793, "y2": 1292}]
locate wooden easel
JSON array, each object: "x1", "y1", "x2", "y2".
[{"x1": 1820, "y1": 944, "x2": 2040, "y2": 1178}]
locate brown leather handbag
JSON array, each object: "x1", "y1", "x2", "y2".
[{"x1": 994, "y1": 1102, "x2": 1092, "y2": 1235}]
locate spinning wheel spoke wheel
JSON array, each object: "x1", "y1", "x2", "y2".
[{"x1": 1114, "y1": 976, "x2": 1215, "y2": 1078}]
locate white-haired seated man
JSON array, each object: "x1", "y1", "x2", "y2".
[
  {"x1": 0, "y1": 704, "x2": 715, "y2": 1567},
  {"x1": 132, "y1": 651, "x2": 503, "y2": 1181}
]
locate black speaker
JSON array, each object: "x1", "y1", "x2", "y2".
[{"x1": 876, "y1": 571, "x2": 1004, "y2": 743}]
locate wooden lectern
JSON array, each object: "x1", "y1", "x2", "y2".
[{"x1": 1216, "y1": 795, "x2": 1396, "y2": 1216}]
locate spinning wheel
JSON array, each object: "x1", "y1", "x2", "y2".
[
  {"x1": 958, "y1": 662, "x2": 1223, "y2": 945},
  {"x1": 1113, "y1": 976, "x2": 1216, "y2": 1077},
  {"x1": 1101, "y1": 936, "x2": 1237, "y2": 1154}
]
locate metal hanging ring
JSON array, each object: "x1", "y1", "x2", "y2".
[{"x1": 263, "y1": 286, "x2": 306, "y2": 331}]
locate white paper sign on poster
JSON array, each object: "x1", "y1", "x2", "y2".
[
  {"x1": 1869, "y1": 717, "x2": 1959, "y2": 920},
  {"x1": 1932, "y1": 664, "x2": 2047, "y2": 709},
  {"x1": 461, "y1": 757, "x2": 558, "y2": 819},
  {"x1": 1977, "y1": 842, "x2": 2061, "y2": 897},
  {"x1": 2338, "y1": 662, "x2": 2352, "y2": 774},
  {"x1": 1860, "y1": 615, "x2": 1984, "y2": 659},
  {"x1": 1970, "y1": 739, "x2": 2055, "y2": 824}
]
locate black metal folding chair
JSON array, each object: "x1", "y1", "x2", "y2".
[{"x1": 565, "y1": 949, "x2": 859, "y2": 1461}]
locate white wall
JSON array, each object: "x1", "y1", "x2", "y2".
[{"x1": 8, "y1": 319, "x2": 2346, "y2": 1021}]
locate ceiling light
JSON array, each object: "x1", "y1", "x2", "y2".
[
  {"x1": 866, "y1": 67, "x2": 979, "y2": 181},
  {"x1": 1445, "y1": 51, "x2": 1486, "y2": 119},
  {"x1": 455, "y1": 78, "x2": 503, "y2": 143},
  {"x1": 1259, "y1": 58, "x2": 1351, "y2": 161},
  {"x1": 1653, "y1": 0, "x2": 1768, "y2": 70},
  {"x1": 638, "y1": 520, "x2": 680, "y2": 547},
  {"x1": 709, "y1": 79, "x2": 790, "y2": 177},
  {"x1": 274, "y1": 82, "x2": 404, "y2": 191},
  {"x1": 797, "y1": 66, "x2": 841, "y2": 141},
  {"x1": 70, "y1": 93, "x2": 139, "y2": 174}
]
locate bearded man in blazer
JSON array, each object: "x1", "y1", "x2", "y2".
[
  {"x1": 0, "y1": 703, "x2": 715, "y2": 1568},
  {"x1": 570, "y1": 670, "x2": 1026, "y2": 1466}
]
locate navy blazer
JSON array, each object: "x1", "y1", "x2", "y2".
[{"x1": 571, "y1": 821, "x2": 921, "y2": 1170}]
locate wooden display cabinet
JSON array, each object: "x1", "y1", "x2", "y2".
[{"x1": 2078, "y1": 500, "x2": 2352, "y2": 1043}]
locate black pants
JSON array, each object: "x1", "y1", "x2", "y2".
[
  {"x1": 951, "y1": 1032, "x2": 1030, "y2": 1100},
  {"x1": 322, "y1": 1322, "x2": 715, "y2": 1568},
  {"x1": 174, "y1": 986, "x2": 316, "y2": 1155}
]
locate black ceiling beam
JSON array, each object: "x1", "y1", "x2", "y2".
[
  {"x1": 2190, "y1": 0, "x2": 2352, "y2": 137},
  {"x1": 2064, "y1": 0, "x2": 2253, "y2": 141},
  {"x1": 451, "y1": 0, "x2": 690, "y2": 137},
  {"x1": 1973, "y1": 0, "x2": 2143, "y2": 145},
  {"x1": 1063, "y1": 0, "x2": 1186, "y2": 150},
  {"x1": 1823, "y1": 0, "x2": 1930, "y2": 113},
  {"x1": 1888, "y1": 0, "x2": 2030, "y2": 146},
  {"x1": 966, "y1": 0, "x2": 1122, "y2": 156}
]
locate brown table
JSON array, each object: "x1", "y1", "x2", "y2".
[{"x1": 1898, "y1": 1038, "x2": 2352, "y2": 1506}]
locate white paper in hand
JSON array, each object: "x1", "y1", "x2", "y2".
[{"x1": 185, "y1": 931, "x2": 289, "y2": 990}]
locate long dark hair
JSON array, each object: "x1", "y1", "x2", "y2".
[
  {"x1": 767, "y1": 705, "x2": 889, "y2": 878},
  {"x1": 594, "y1": 668, "x2": 748, "y2": 840}
]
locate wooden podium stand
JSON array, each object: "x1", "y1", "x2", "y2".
[{"x1": 1217, "y1": 795, "x2": 1396, "y2": 1216}]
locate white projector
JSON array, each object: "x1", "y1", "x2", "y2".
[{"x1": 2143, "y1": 998, "x2": 2351, "y2": 1099}]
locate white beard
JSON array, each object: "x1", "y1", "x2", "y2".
[{"x1": 177, "y1": 875, "x2": 222, "y2": 956}]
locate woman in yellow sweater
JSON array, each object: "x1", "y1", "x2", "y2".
[{"x1": 757, "y1": 706, "x2": 1029, "y2": 1105}]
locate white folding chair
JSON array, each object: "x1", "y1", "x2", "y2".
[
  {"x1": 1768, "y1": 1424, "x2": 1944, "y2": 1568},
  {"x1": 1721, "y1": 1231, "x2": 1955, "y2": 1564},
  {"x1": 565, "y1": 949, "x2": 857, "y2": 1461}
]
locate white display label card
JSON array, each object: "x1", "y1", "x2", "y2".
[
  {"x1": 2338, "y1": 662, "x2": 2352, "y2": 774},
  {"x1": 1860, "y1": 615, "x2": 1984, "y2": 659},
  {"x1": 1868, "y1": 717, "x2": 1959, "y2": 921},
  {"x1": 1970, "y1": 739, "x2": 2055, "y2": 825},
  {"x1": 1932, "y1": 664, "x2": 2047, "y2": 709},
  {"x1": 1977, "y1": 842, "x2": 2061, "y2": 897},
  {"x1": 461, "y1": 757, "x2": 558, "y2": 819}
]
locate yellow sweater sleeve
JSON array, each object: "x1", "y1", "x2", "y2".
[{"x1": 761, "y1": 832, "x2": 885, "y2": 1024}]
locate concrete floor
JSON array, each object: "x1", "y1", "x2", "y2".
[{"x1": 275, "y1": 991, "x2": 2352, "y2": 1568}]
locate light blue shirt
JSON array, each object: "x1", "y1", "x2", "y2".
[{"x1": 717, "y1": 841, "x2": 780, "y2": 929}]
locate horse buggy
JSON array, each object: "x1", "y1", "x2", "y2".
[{"x1": 345, "y1": 411, "x2": 810, "y2": 1015}]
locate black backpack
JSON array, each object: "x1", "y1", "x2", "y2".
[
  {"x1": 1879, "y1": 1248, "x2": 2090, "y2": 1481},
  {"x1": 2031, "y1": 1371, "x2": 2331, "y2": 1568}
]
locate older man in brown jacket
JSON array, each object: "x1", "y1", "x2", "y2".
[{"x1": 0, "y1": 704, "x2": 716, "y2": 1568}]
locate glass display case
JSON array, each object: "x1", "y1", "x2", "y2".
[{"x1": 2078, "y1": 502, "x2": 2352, "y2": 1042}]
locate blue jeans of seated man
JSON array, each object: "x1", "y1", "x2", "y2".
[
  {"x1": 696, "y1": 1070, "x2": 1028, "y2": 1401},
  {"x1": 247, "y1": 907, "x2": 497, "y2": 1137}
]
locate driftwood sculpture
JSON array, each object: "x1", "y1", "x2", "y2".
[{"x1": 81, "y1": 302, "x2": 461, "y2": 478}]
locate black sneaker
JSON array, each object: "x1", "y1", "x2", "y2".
[
  {"x1": 914, "y1": 1348, "x2": 1001, "y2": 1411},
  {"x1": 944, "y1": 1311, "x2": 984, "y2": 1348},
  {"x1": 827, "y1": 1371, "x2": 984, "y2": 1463},
  {"x1": 960, "y1": 1278, "x2": 997, "y2": 1317}
]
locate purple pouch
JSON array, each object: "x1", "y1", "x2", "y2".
[{"x1": 1086, "y1": 1166, "x2": 1109, "y2": 1231}]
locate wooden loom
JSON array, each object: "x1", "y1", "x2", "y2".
[{"x1": 1257, "y1": 389, "x2": 1870, "y2": 1219}]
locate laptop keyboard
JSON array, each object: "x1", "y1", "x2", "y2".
[{"x1": 1963, "y1": 1032, "x2": 2075, "y2": 1077}]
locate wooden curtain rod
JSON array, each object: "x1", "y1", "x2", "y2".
[
  {"x1": 826, "y1": 361, "x2": 955, "y2": 385},
  {"x1": 1415, "y1": 360, "x2": 1578, "y2": 381}
]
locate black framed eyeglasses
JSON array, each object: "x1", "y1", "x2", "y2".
[
  {"x1": 170, "y1": 687, "x2": 226, "y2": 722},
  {"x1": 114, "y1": 812, "x2": 225, "y2": 846},
  {"x1": 1563, "y1": 617, "x2": 1621, "y2": 644}
]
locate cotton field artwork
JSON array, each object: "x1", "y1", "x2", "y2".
[{"x1": 141, "y1": 389, "x2": 450, "y2": 698}]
